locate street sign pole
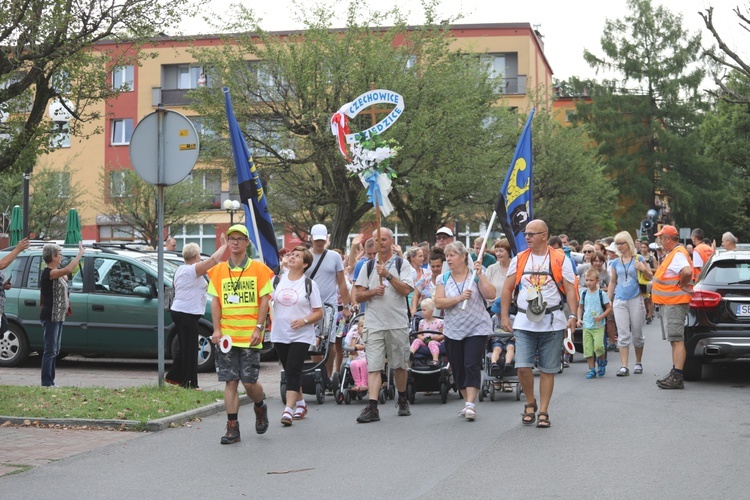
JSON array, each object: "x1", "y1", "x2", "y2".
[{"x1": 156, "y1": 105, "x2": 166, "y2": 387}]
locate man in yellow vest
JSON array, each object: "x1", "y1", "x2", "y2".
[
  {"x1": 651, "y1": 225, "x2": 693, "y2": 390},
  {"x1": 690, "y1": 228, "x2": 713, "y2": 281},
  {"x1": 208, "y1": 224, "x2": 275, "y2": 444}
]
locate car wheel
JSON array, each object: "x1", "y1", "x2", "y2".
[
  {"x1": 0, "y1": 322, "x2": 29, "y2": 367},
  {"x1": 683, "y1": 352, "x2": 703, "y2": 382},
  {"x1": 196, "y1": 328, "x2": 216, "y2": 373}
]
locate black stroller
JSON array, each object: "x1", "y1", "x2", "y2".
[
  {"x1": 405, "y1": 312, "x2": 452, "y2": 404},
  {"x1": 479, "y1": 331, "x2": 521, "y2": 402},
  {"x1": 280, "y1": 303, "x2": 337, "y2": 404}
]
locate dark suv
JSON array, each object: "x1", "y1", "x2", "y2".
[
  {"x1": 0, "y1": 244, "x2": 216, "y2": 371},
  {"x1": 683, "y1": 248, "x2": 750, "y2": 381}
]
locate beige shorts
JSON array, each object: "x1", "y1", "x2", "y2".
[
  {"x1": 659, "y1": 304, "x2": 689, "y2": 342},
  {"x1": 363, "y1": 327, "x2": 410, "y2": 372}
]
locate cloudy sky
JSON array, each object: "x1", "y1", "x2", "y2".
[{"x1": 180, "y1": 0, "x2": 745, "y2": 84}]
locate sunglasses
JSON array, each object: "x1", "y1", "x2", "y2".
[
  {"x1": 524, "y1": 231, "x2": 546, "y2": 238},
  {"x1": 583, "y1": 250, "x2": 594, "y2": 253}
]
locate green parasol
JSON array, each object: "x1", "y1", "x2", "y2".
[
  {"x1": 64, "y1": 208, "x2": 82, "y2": 245},
  {"x1": 9, "y1": 205, "x2": 23, "y2": 247}
]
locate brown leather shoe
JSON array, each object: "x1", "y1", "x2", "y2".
[{"x1": 220, "y1": 420, "x2": 240, "y2": 444}]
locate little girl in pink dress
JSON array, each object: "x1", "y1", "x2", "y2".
[
  {"x1": 345, "y1": 318, "x2": 368, "y2": 391},
  {"x1": 409, "y1": 298, "x2": 444, "y2": 366}
]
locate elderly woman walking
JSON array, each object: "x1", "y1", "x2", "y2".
[
  {"x1": 40, "y1": 242, "x2": 85, "y2": 387},
  {"x1": 166, "y1": 235, "x2": 228, "y2": 389},
  {"x1": 434, "y1": 242, "x2": 495, "y2": 421},
  {"x1": 608, "y1": 231, "x2": 652, "y2": 376}
]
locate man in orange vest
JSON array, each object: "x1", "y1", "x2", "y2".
[
  {"x1": 651, "y1": 225, "x2": 693, "y2": 390},
  {"x1": 208, "y1": 224, "x2": 274, "y2": 444},
  {"x1": 500, "y1": 219, "x2": 578, "y2": 428},
  {"x1": 690, "y1": 228, "x2": 713, "y2": 281}
]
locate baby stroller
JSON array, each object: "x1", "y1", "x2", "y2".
[
  {"x1": 280, "y1": 303, "x2": 337, "y2": 405},
  {"x1": 405, "y1": 316, "x2": 452, "y2": 404},
  {"x1": 479, "y1": 331, "x2": 521, "y2": 402}
]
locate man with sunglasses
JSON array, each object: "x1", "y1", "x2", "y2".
[{"x1": 500, "y1": 219, "x2": 578, "y2": 429}]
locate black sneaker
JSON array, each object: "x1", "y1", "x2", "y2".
[
  {"x1": 657, "y1": 372, "x2": 684, "y2": 389},
  {"x1": 357, "y1": 406, "x2": 380, "y2": 423},
  {"x1": 220, "y1": 420, "x2": 240, "y2": 444},
  {"x1": 254, "y1": 402, "x2": 269, "y2": 434},
  {"x1": 397, "y1": 396, "x2": 411, "y2": 416},
  {"x1": 489, "y1": 362, "x2": 500, "y2": 375}
]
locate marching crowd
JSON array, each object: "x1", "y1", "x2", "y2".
[{"x1": 162, "y1": 222, "x2": 738, "y2": 444}]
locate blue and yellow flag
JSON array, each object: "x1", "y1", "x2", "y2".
[
  {"x1": 495, "y1": 108, "x2": 535, "y2": 257},
  {"x1": 223, "y1": 88, "x2": 280, "y2": 270}
]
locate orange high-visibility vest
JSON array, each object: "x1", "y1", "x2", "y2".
[
  {"x1": 652, "y1": 245, "x2": 693, "y2": 305},
  {"x1": 207, "y1": 259, "x2": 274, "y2": 348},
  {"x1": 692, "y1": 243, "x2": 713, "y2": 281}
]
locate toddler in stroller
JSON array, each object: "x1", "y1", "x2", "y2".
[
  {"x1": 346, "y1": 316, "x2": 368, "y2": 392},
  {"x1": 409, "y1": 298, "x2": 444, "y2": 367}
]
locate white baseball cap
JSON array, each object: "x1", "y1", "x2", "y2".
[
  {"x1": 310, "y1": 224, "x2": 328, "y2": 241},
  {"x1": 436, "y1": 227, "x2": 454, "y2": 238}
]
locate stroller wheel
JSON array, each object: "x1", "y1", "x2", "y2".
[
  {"x1": 490, "y1": 383, "x2": 496, "y2": 401},
  {"x1": 440, "y1": 381, "x2": 449, "y2": 404},
  {"x1": 344, "y1": 390, "x2": 351, "y2": 404},
  {"x1": 335, "y1": 389, "x2": 343, "y2": 405},
  {"x1": 406, "y1": 383, "x2": 415, "y2": 404},
  {"x1": 515, "y1": 383, "x2": 521, "y2": 401},
  {"x1": 316, "y1": 383, "x2": 325, "y2": 404},
  {"x1": 280, "y1": 382, "x2": 287, "y2": 405},
  {"x1": 378, "y1": 387, "x2": 386, "y2": 404}
]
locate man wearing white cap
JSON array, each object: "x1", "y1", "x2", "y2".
[
  {"x1": 307, "y1": 224, "x2": 351, "y2": 380},
  {"x1": 435, "y1": 226, "x2": 454, "y2": 250}
]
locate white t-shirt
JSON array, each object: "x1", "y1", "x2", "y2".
[
  {"x1": 508, "y1": 251, "x2": 575, "y2": 332},
  {"x1": 354, "y1": 254, "x2": 414, "y2": 331},
  {"x1": 171, "y1": 264, "x2": 208, "y2": 315},
  {"x1": 666, "y1": 249, "x2": 691, "y2": 278},
  {"x1": 306, "y1": 250, "x2": 344, "y2": 306},
  {"x1": 271, "y1": 274, "x2": 323, "y2": 345},
  {"x1": 692, "y1": 250, "x2": 704, "y2": 268}
]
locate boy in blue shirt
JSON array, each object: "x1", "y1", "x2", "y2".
[{"x1": 577, "y1": 268, "x2": 612, "y2": 379}]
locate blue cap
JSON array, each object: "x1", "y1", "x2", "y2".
[{"x1": 490, "y1": 297, "x2": 502, "y2": 314}]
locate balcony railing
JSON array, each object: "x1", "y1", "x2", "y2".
[
  {"x1": 499, "y1": 76, "x2": 527, "y2": 95},
  {"x1": 152, "y1": 88, "x2": 195, "y2": 106}
]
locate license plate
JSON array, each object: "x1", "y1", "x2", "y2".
[{"x1": 736, "y1": 304, "x2": 750, "y2": 316}]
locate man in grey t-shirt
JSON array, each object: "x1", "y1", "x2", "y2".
[
  {"x1": 306, "y1": 224, "x2": 351, "y2": 380},
  {"x1": 353, "y1": 227, "x2": 414, "y2": 423}
]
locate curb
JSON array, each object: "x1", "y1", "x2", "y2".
[{"x1": 0, "y1": 395, "x2": 250, "y2": 432}]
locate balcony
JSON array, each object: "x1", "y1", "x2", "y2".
[
  {"x1": 152, "y1": 88, "x2": 194, "y2": 107},
  {"x1": 499, "y1": 76, "x2": 527, "y2": 95}
]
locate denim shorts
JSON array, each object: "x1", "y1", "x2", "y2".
[
  {"x1": 513, "y1": 329, "x2": 563, "y2": 374},
  {"x1": 215, "y1": 347, "x2": 261, "y2": 383}
]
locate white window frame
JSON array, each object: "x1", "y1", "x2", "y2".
[
  {"x1": 52, "y1": 171, "x2": 71, "y2": 198},
  {"x1": 170, "y1": 224, "x2": 216, "y2": 250},
  {"x1": 112, "y1": 65, "x2": 134, "y2": 91},
  {"x1": 49, "y1": 123, "x2": 71, "y2": 148},
  {"x1": 109, "y1": 171, "x2": 127, "y2": 198},
  {"x1": 111, "y1": 118, "x2": 133, "y2": 145}
]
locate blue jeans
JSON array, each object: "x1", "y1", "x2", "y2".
[
  {"x1": 513, "y1": 329, "x2": 563, "y2": 374},
  {"x1": 41, "y1": 320, "x2": 64, "y2": 386}
]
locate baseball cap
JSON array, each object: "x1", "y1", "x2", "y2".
[
  {"x1": 654, "y1": 225, "x2": 678, "y2": 237},
  {"x1": 310, "y1": 224, "x2": 328, "y2": 241},
  {"x1": 524, "y1": 287, "x2": 547, "y2": 323},
  {"x1": 227, "y1": 224, "x2": 249, "y2": 238},
  {"x1": 436, "y1": 227, "x2": 454, "y2": 238},
  {"x1": 605, "y1": 242, "x2": 618, "y2": 254}
]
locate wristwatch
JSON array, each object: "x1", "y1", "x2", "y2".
[
  {"x1": 386, "y1": 275, "x2": 393, "y2": 281},
  {"x1": 568, "y1": 314, "x2": 577, "y2": 320},
  {"x1": 303, "y1": 318, "x2": 309, "y2": 324}
]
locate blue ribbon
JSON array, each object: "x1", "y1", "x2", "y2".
[{"x1": 364, "y1": 170, "x2": 382, "y2": 208}]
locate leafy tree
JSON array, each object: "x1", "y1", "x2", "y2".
[
  {"x1": 532, "y1": 108, "x2": 618, "y2": 240},
  {"x1": 189, "y1": 1, "x2": 516, "y2": 247},
  {"x1": 0, "y1": 0, "x2": 201, "y2": 175},
  {"x1": 576, "y1": 0, "x2": 708, "y2": 233},
  {"x1": 0, "y1": 162, "x2": 85, "y2": 238},
  {"x1": 699, "y1": 71, "x2": 750, "y2": 240},
  {"x1": 100, "y1": 169, "x2": 213, "y2": 248}
]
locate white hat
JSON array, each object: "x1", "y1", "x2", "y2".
[
  {"x1": 436, "y1": 226, "x2": 454, "y2": 237},
  {"x1": 524, "y1": 287, "x2": 547, "y2": 323},
  {"x1": 605, "y1": 242, "x2": 618, "y2": 254},
  {"x1": 649, "y1": 242, "x2": 660, "y2": 250},
  {"x1": 310, "y1": 224, "x2": 328, "y2": 241}
]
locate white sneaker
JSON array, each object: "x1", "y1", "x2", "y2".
[{"x1": 465, "y1": 406, "x2": 476, "y2": 421}]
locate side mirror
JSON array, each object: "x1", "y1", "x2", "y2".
[{"x1": 133, "y1": 285, "x2": 153, "y2": 298}]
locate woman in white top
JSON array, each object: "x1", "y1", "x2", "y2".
[
  {"x1": 166, "y1": 234, "x2": 227, "y2": 389},
  {"x1": 434, "y1": 242, "x2": 495, "y2": 421},
  {"x1": 485, "y1": 238, "x2": 512, "y2": 300},
  {"x1": 271, "y1": 245, "x2": 323, "y2": 426}
]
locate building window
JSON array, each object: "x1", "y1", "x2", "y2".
[
  {"x1": 111, "y1": 118, "x2": 133, "y2": 145},
  {"x1": 171, "y1": 224, "x2": 216, "y2": 250},
  {"x1": 49, "y1": 123, "x2": 71, "y2": 148},
  {"x1": 178, "y1": 65, "x2": 208, "y2": 89},
  {"x1": 99, "y1": 225, "x2": 136, "y2": 242},
  {"x1": 112, "y1": 66, "x2": 135, "y2": 91},
  {"x1": 565, "y1": 109, "x2": 576, "y2": 122},
  {"x1": 109, "y1": 171, "x2": 127, "y2": 198},
  {"x1": 245, "y1": 118, "x2": 283, "y2": 157},
  {"x1": 52, "y1": 171, "x2": 71, "y2": 198},
  {"x1": 189, "y1": 116, "x2": 216, "y2": 137},
  {"x1": 187, "y1": 169, "x2": 222, "y2": 208}
]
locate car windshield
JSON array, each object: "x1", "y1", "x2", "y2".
[
  {"x1": 703, "y1": 259, "x2": 750, "y2": 285},
  {"x1": 136, "y1": 256, "x2": 179, "y2": 282}
]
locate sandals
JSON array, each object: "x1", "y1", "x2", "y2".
[
  {"x1": 617, "y1": 366, "x2": 630, "y2": 377},
  {"x1": 280, "y1": 409, "x2": 294, "y2": 426},
  {"x1": 536, "y1": 412, "x2": 551, "y2": 429},
  {"x1": 293, "y1": 404, "x2": 308, "y2": 420},
  {"x1": 634, "y1": 364, "x2": 643, "y2": 374},
  {"x1": 522, "y1": 400, "x2": 538, "y2": 425}
]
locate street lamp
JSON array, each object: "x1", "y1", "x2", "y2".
[{"x1": 223, "y1": 199, "x2": 241, "y2": 225}]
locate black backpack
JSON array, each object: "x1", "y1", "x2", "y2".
[{"x1": 581, "y1": 289, "x2": 606, "y2": 311}]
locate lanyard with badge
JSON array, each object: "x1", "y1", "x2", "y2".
[{"x1": 226, "y1": 263, "x2": 247, "y2": 304}]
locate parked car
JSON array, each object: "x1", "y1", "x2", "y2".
[
  {"x1": 683, "y1": 249, "x2": 750, "y2": 381},
  {"x1": 0, "y1": 244, "x2": 216, "y2": 371}
]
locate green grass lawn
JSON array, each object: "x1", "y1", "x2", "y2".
[{"x1": 0, "y1": 385, "x2": 223, "y2": 424}]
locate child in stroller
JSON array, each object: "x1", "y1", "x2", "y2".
[
  {"x1": 346, "y1": 316, "x2": 368, "y2": 392},
  {"x1": 409, "y1": 298, "x2": 444, "y2": 367}
]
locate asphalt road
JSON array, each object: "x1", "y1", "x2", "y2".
[{"x1": 1, "y1": 321, "x2": 749, "y2": 499}]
